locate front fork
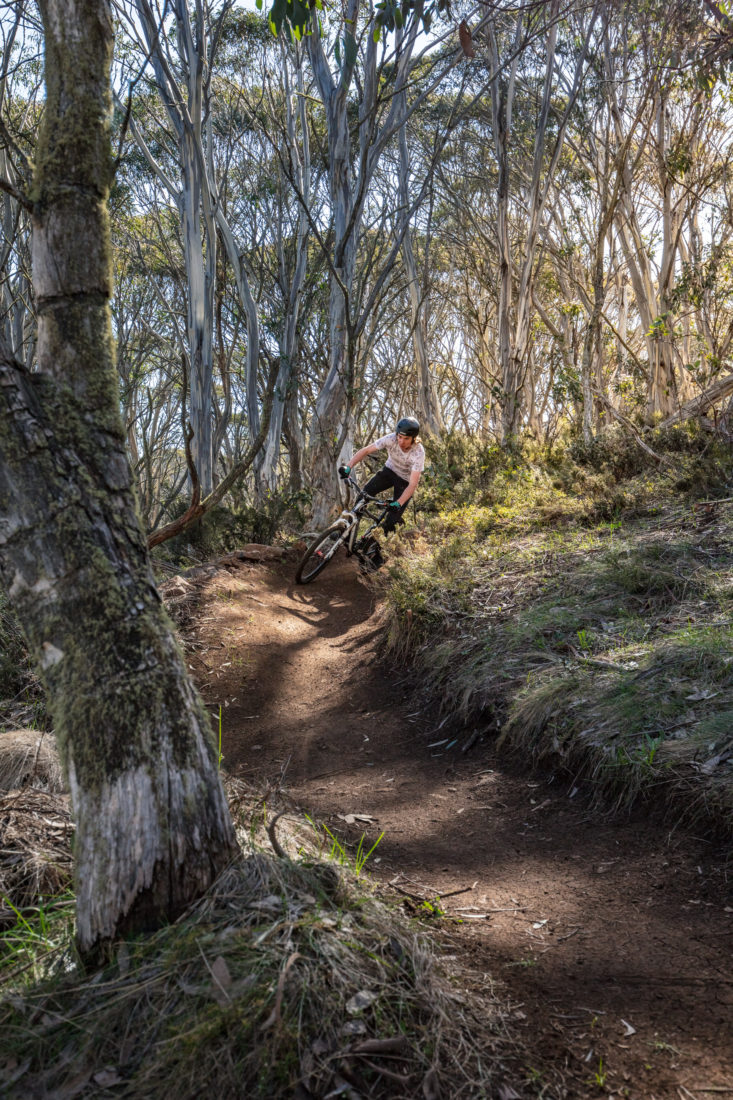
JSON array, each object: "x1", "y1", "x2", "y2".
[{"x1": 337, "y1": 510, "x2": 360, "y2": 556}]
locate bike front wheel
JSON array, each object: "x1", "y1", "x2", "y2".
[{"x1": 295, "y1": 524, "x2": 347, "y2": 584}]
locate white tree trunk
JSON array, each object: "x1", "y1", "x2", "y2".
[
  {"x1": 129, "y1": 0, "x2": 230, "y2": 495},
  {"x1": 489, "y1": 3, "x2": 598, "y2": 442},
  {"x1": 398, "y1": 110, "x2": 442, "y2": 437},
  {"x1": 257, "y1": 45, "x2": 311, "y2": 494}
]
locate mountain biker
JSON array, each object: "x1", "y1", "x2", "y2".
[{"x1": 338, "y1": 417, "x2": 425, "y2": 536}]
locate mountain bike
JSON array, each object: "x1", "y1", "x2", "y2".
[{"x1": 295, "y1": 476, "x2": 394, "y2": 584}]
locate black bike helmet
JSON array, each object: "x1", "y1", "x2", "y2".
[{"x1": 395, "y1": 416, "x2": 420, "y2": 438}]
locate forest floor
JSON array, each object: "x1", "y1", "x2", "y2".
[{"x1": 177, "y1": 547, "x2": 733, "y2": 1100}]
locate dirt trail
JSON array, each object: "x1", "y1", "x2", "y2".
[{"x1": 189, "y1": 552, "x2": 733, "y2": 1099}]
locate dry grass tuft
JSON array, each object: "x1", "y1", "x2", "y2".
[
  {"x1": 0, "y1": 788, "x2": 73, "y2": 929},
  {"x1": 0, "y1": 729, "x2": 65, "y2": 794},
  {"x1": 0, "y1": 785, "x2": 521, "y2": 1099}
]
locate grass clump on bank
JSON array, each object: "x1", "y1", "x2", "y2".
[
  {"x1": 1, "y1": 792, "x2": 517, "y2": 1099},
  {"x1": 385, "y1": 428, "x2": 733, "y2": 836}
]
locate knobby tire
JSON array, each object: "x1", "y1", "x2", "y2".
[{"x1": 295, "y1": 524, "x2": 347, "y2": 583}]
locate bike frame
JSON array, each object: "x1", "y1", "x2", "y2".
[
  {"x1": 334, "y1": 477, "x2": 391, "y2": 557},
  {"x1": 294, "y1": 476, "x2": 394, "y2": 583}
]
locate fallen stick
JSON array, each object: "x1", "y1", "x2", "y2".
[
  {"x1": 351, "y1": 1037, "x2": 410, "y2": 1055},
  {"x1": 461, "y1": 729, "x2": 482, "y2": 753},
  {"x1": 437, "y1": 881, "x2": 478, "y2": 899},
  {"x1": 557, "y1": 927, "x2": 582, "y2": 942},
  {"x1": 260, "y1": 951, "x2": 301, "y2": 1031}
]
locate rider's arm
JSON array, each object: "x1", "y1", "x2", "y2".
[
  {"x1": 347, "y1": 443, "x2": 380, "y2": 466},
  {"x1": 396, "y1": 470, "x2": 421, "y2": 507}
]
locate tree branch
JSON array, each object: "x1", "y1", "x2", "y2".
[{"x1": 0, "y1": 174, "x2": 32, "y2": 212}]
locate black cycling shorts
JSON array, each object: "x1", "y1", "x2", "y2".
[{"x1": 362, "y1": 467, "x2": 409, "y2": 534}]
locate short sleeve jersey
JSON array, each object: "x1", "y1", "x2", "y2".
[{"x1": 373, "y1": 433, "x2": 425, "y2": 482}]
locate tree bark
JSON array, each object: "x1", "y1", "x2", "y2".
[
  {"x1": 137, "y1": 0, "x2": 217, "y2": 493},
  {"x1": 305, "y1": 0, "x2": 360, "y2": 526},
  {"x1": 0, "y1": 0, "x2": 238, "y2": 959},
  {"x1": 487, "y1": 16, "x2": 521, "y2": 442}
]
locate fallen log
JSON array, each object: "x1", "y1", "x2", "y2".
[{"x1": 657, "y1": 371, "x2": 733, "y2": 429}]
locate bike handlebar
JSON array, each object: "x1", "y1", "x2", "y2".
[{"x1": 344, "y1": 475, "x2": 391, "y2": 507}]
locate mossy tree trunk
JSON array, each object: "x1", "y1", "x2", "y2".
[{"x1": 0, "y1": 0, "x2": 238, "y2": 959}]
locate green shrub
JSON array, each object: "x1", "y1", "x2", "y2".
[
  {"x1": 566, "y1": 421, "x2": 733, "y2": 500},
  {"x1": 418, "y1": 432, "x2": 517, "y2": 512},
  {"x1": 157, "y1": 489, "x2": 310, "y2": 564}
]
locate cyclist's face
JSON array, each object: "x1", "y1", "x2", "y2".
[{"x1": 396, "y1": 432, "x2": 414, "y2": 451}]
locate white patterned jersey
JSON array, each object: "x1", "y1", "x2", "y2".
[{"x1": 372, "y1": 434, "x2": 425, "y2": 481}]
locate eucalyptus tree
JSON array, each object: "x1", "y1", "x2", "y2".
[
  {"x1": 532, "y1": 10, "x2": 652, "y2": 442},
  {"x1": 487, "y1": 0, "x2": 601, "y2": 442},
  {"x1": 646, "y1": 56, "x2": 733, "y2": 421},
  {"x1": 108, "y1": 134, "x2": 210, "y2": 526},
  {"x1": 397, "y1": 92, "x2": 444, "y2": 437},
  {"x1": 116, "y1": 4, "x2": 325, "y2": 515},
  {"x1": 0, "y1": 0, "x2": 238, "y2": 957},
  {"x1": 112, "y1": 0, "x2": 235, "y2": 498},
  {"x1": 300, "y1": 0, "x2": 475, "y2": 524},
  {"x1": 112, "y1": 216, "x2": 193, "y2": 528},
  {"x1": 630, "y1": 91, "x2": 733, "y2": 427},
  {"x1": 548, "y1": 1, "x2": 733, "y2": 428},
  {"x1": 680, "y1": 172, "x2": 733, "y2": 392},
  {"x1": 600, "y1": 3, "x2": 707, "y2": 419},
  {"x1": 349, "y1": 216, "x2": 425, "y2": 438},
  {"x1": 427, "y1": 4, "x2": 594, "y2": 442},
  {"x1": 228, "y1": 35, "x2": 318, "y2": 495},
  {"x1": 430, "y1": 88, "x2": 505, "y2": 435}
]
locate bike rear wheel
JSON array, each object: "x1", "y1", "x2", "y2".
[
  {"x1": 295, "y1": 524, "x2": 347, "y2": 583},
  {"x1": 354, "y1": 533, "x2": 384, "y2": 573}
]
